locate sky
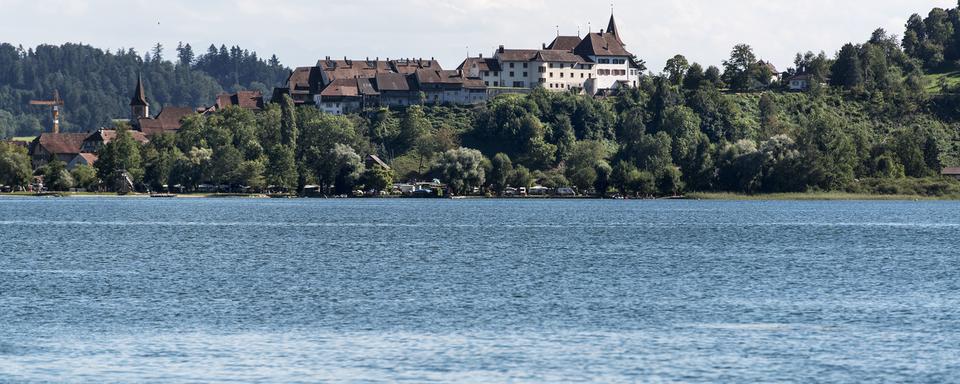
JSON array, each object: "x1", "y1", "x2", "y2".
[{"x1": 0, "y1": 0, "x2": 955, "y2": 72}]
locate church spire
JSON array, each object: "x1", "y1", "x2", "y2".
[
  {"x1": 130, "y1": 73, "x2": 149, "y2": 121},
  {"x1": 130, "y1": 73, "x2": 148, "y2": 107}
]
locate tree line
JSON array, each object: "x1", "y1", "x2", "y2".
[{"x1": 0, "y1": 42, "x2": 289, "y2": 138}]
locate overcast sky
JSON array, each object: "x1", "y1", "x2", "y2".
[{"x1": 0, "y1": 0, "x2": 954, "y2": 72}]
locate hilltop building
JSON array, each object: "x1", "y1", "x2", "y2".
[
  {"x1": 273, "y1": 57, "x2": 489, "y2": 115},
  {"x1": 458, "y1": 13, "x2": 640, "y2": 95}
]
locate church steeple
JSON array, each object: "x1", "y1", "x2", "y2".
[
  {"x1": 607, "y1": 12, "x2": 623, "y2": 45},
  {"x1": 130, "y1": 73, "x2": 149, "y2": 120}
]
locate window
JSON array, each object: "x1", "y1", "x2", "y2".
[
  {"x1": 523, "y1": 72, "x2": 528, "y2": 77},
  {"x1": 598, "y1": 58, "x2": 610, "y2": 64},
  {"x1": 581, "y1": 73, "x2": 584, "y2": 78},
  {"x1": 494, "y1": 81, "x2": 499, "y2": 86},
  {"x1": 549, "y1": 72, "x2": 554, "y2": 78},
  {"x1": 509, "y1": 62, "x2": 515, "y2": 68},
  {"x1": 494, "y1": 71, "x2": 499, "y2": 76},
  {"x1": 560, "y1": 72, "x2": 564, "y2": 78},
  {"x1": 513, "y1": 81, "x2": 524, "y2": 87},
  {"x1": 539, "y1": 78, "x2": 545, "y2": 83},
  {"x1": 523, "y1": 63, "x2": 528, "y2": 68},
  {"x1": 484, "y1": 71, "x2": 490, "y2": 77},
  {"x1": 549, "y1": 63, "x2": 554, "y2": 68},
  {"x1": 559, "y1": 63, "x2": 565, "y2": 69},
  {"x1": 510, "y1": 71, "x2": 515, "y2": 77},
  {"x1": 485, "y1": 81, "x2": 490, "y2": 86},
  {"x1": 539, "y1": 66, "x2": 546, "y2": 73}
]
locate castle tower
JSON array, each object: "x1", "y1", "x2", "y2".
[
  {"x1": 607, "y1": 12, "x2": 623, "y2": 46},
  {"x1": 130, "y1": 73, "x2": 149, "y2": 121}
]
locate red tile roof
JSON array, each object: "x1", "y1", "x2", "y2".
[
  {"x1": 30, "y1": 133, "x2": 88, "y2": 156},
  {"x1": 546, "y1": 36, "x2": 582, "y2": 51},
  {"x1": 457, "y1": 57, "x2": 502, "y2": 72},
  {"x1": 320, "y1": 79, "x2": 362, "y2": 98},
  {"x1": 85, "y1": 129, "x2": 149, "y2": 146},
  {"x1": 138, "y1": 107, "x2": 196, "y2": 136},
  {"x1": 76, "y1": 153, "x2": 98, "y2": 165},
  {"x1": 375, "y1": 72, "x2": 412, "y2": 92},
  {"x1": 216, "y1": 91, "x2": 265, "y2": 111},
  {"x1": 574, "y1": 32, "x2": 631, "y2": 57}
]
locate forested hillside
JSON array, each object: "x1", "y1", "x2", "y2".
[{"x1": 0, "y1": 42, "x2": 289, "y2": 138}]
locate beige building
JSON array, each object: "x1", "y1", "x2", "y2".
[{"x1": 458, "y1": 13, "x2": 640, "y2": 95}]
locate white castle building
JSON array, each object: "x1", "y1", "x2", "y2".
[{"x1": 458, "y1": 13, "x2": 640, "y2": 95}]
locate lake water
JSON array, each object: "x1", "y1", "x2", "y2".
[{"x1": 0, "y1": 197, "x2": 958, "y2": 383}]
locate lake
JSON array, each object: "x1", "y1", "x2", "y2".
[{"x1": 0, "y1": 197, "x2": 958, "y2": 382}]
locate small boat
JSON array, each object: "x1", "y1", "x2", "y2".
[{"x1": 150, "y1": 193, "x2": 177, "y2": 198}]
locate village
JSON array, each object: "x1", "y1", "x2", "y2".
[{"x1": 1, "y1": 13, "x2": 657, "y2": 197}]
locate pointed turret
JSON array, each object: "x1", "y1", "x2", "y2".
[
  {"x1": 130, "y1": 74, "x2": 150, "y2": 121},
  {"x1": 607, "y1": 12, "x2": 623, "y2": 45},
  {"x1": 130, "y1": 74, "x2": 148, "y2": 107}
]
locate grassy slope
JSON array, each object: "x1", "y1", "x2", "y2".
[
  {"x1": 687, "y1": 191, "x2": 960, "y2": 200},
  {"x1": 924, "y1": 69, "x2": 960, "y2": 94}
]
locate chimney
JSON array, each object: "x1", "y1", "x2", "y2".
[
  {"x1": 479, "y1": 53, "x2": 483, "y2": 58},
  {"x1": 600, "y1": 29, "x2": 605, "y2": 35},
  {"x1": 543, "y1": 43, "x2": 547, "y2": 49},
  {"x1": 498, "y1": 45, "x2": 505, "y2": 53}
]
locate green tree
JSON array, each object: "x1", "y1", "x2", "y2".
[
  {"x1": 593, "y1": 160, "x2": 612, "y2": 197},
  {"x1": 657, "y1": 166, "x2": 684, "y2": 196},
  {"x1": 398, "y1": 105, "x2": 430, "y2": 153},
  {"x1": 490, "y1": 153, "x2": 514, "y2": 194},
  {"x1": 831, "y1": 43, "x2": 864, "y2": 90},
  {"x1": 142, "y1": 133, "x2": 182, "y2": 191},
  {"x1": 362, "y1": 164, "x2": 394, "y2": 192},
  {"x1": 565, "y1": 140, "x2": 614, "y2": 191},
  {"x1": 265, "y1": 144, "x2": 297, "y2": 191},
  {"x1": 280, "y1": 94, "x2": 298, "y2": 148},
  {"x1": 722, "y1": 44, "x2": 759, "y2": 91},
  {"x1": 683, "y1": 63, "x2": 706, "y2": 90},
  {"x1": 42, "y1": 157, "x2": 73, "y2": 191},
  {"x1": 432, "y1": 147, "x2": 487, "y2": 195},
  {"x1": 95, "y1": 125, "x2": 144, "y2": 190},
  {"x1": 664, "y1": 54, "x2": 690, "y2": 86},
  {"x1": 70, "y1": 164, "x2": 98, "y2": 191},
  {"x1": 0, "y1": 142, "x2": 32, "y2": 189},
  {"x1": 510, "y1": 165, "x2": 534, "y2": 189}
]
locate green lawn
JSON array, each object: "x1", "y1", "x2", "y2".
[
  {"x1": 10, "y1": 136, "x2": 36, "y2": 142},
  {"x1": 924, "y1": 69, "x2": 960, "y2": 94},
  {"x1": 686, "y1": 192, "x2": 959, "y2": 201}
]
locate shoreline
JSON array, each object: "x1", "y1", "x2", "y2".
[{"x1": 2, "y1": 191, "x2": 959, "y2": 201}]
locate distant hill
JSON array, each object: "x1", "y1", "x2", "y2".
[{"x1": 0, "y1": 42, "x2": 290, "y2": 138}]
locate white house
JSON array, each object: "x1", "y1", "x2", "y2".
[{"x1": 458, "y1": 13, "x2": 640, "y2": 96}]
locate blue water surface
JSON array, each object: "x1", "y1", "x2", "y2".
[{"x1": 0, "y1": 197, "x2": 958, "y2": 383}]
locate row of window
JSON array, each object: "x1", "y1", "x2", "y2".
[
  {"x1": 485, "y1": 68, "x2": 629, "y2": 78},
  {"x1": 596, "y1": 58, "x2": 628, "y2": 65},
  {"x1": 597, "y1": 69, "x2": 628, "y2": 76}
]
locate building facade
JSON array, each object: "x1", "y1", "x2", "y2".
[{"x1": 458, "y1": 13, "x2": 640, "y2": 96}]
